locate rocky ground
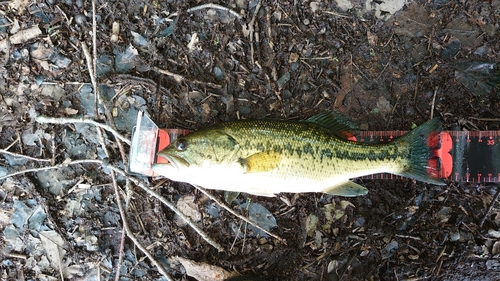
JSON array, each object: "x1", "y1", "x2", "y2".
[{"x1": 1, "y1": 0, "x2": 500, "y2": 280}]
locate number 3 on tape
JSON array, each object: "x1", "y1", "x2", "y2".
[{"x1": 426, "y1": 132, "x2": 453, "y2": 179}]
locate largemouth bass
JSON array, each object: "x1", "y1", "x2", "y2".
[{"x1": 152, "y1": 113, "x2": 445, "y2": 197}]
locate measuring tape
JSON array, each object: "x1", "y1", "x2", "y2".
[
  {"x1": 129, "y1": 112, "x2": 500, "y2": 183},
  {"x1": 356, "y1": 130, "x2": 500, "y2": 183}
]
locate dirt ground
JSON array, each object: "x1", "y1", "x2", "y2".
[{"x1": 1, "y1": 0, "x2": 500, "y2": 280}]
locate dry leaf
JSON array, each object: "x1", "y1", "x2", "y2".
[
  {"x1": 39, "y1": 230, "x2": 66, "y2": 272},
  {"x1": 187, "y1": 33, "x2": 199, "y2": 52},
  {"x1": 64, "y1": 108, "x2": 79, "y2": 115},
  {"x1": 176, "y1": 195, "x2": 202, "y2": 226},
  {"x1": 177, "y1": 256, "x2": 237, "y2": 281},
  {"x1": 376, "y1": 96, "x2": 392, "y2": 119},
  {"x1": 334, "y1": 63, "x2": 353, "y2": 109},
  {"x1": 9, "y1": 0, "x2": 29, "y2": 14},
  {"x1": 241, "y1": 23, "x2": 251, "y2": 38},
  {"x1": 367, "y1": 31, "x2": 378, "y2": 46}
]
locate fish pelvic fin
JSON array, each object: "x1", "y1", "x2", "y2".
[
  {"x1": 394, "y1": 118, "x2": 446, "y2": 185},
  {"x1": 240, "y1": 151, "x2": 282, "y2": 173},
  {"x1": 323, "y1": 180, "x2": 369, "y2": 197}
]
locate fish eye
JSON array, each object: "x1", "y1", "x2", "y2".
[{"x1": 175, "y1": 139, "x2": 187, "y2": 151}]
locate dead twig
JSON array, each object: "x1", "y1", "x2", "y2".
[
  {"x1": 187, "y1": 3, "x2": 242, "y2": 19},
  {"x1": 376, "y1": 57, "x2": 391, "y2": 80},
  {"x1": 111, "y1": 171, "x2": 174, "y2": 281},
  {"x1": 469, "y1": 117, "x2": 500, "y2": 122},
  {"x1": 92, "y1": 0, "x2": 97, "y2": 88},
  {"x1": 230, "y1": 222, "x2": 243, "y2": 251},
  {"x1": 193, "y1": 185, "x2": 285, "y2": 242},
  {"x1": 138, "y1": 182, "x2": 223, "y2": 251},
  {"x1": 0, "y1": 148, "x2": 51, "y2": 162},
  {"x1": 153, "y1": 67, "x2": 222, "y2": 89},
  {"x1": 430, "y1": 86, "x2": 438, "y2": 119},
  {"x1": 169, "y1": 3, "x2": 242, "y2": 19},
  {"x1": 480, "y1": 187, "x2": 500, "y2": 228},
  {"x1": 95, "y1": 127, "x2": 126, "y2": 281},
  {"x1": 248, "y1": 0, "x2": 263, "y2": 66},
  {"x1": 322, "y1": 10, "x2": 351, "y2": 18},
  {"x1": 351, "y1": 60, "x2": 370, "y2": 81},
  {"x1": 81, "y1": 42, "x2": 98, "y2": 116},
  {"x1": 35, "y1": 116, "x2": 131, "y2": 145},
  {"x1": 82, "y1": 18, "x2": 129, "y2": 168},
  {"x1": 0, "y1": 159, "x2": 103, "y2": 181}
]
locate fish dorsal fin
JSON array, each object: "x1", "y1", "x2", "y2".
[
  {"x1": 239, "y1": 151, "x2": 282, "y2": 173},
  {"x1": 305, "y1": 112, "x2": 359, "y2": 141},
  {"x1": 323, "y1": 180, "x2": 368, "y2": 197}
]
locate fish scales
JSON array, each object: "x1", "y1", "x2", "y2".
[
  {"x1": 220, "y1": 120, "x2": 408, "y2": 180},
  {"x1": 152, "y1": 113, "x2": 445, "y2": 197}
]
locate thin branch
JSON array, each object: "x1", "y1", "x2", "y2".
[
  {"x1": 3, "y1": 136, "x2": 19, "y2": 151},
  {"x1": 135, "y1": 181, "x2": 224, "y2": 252},
  {"x1": 322, "y1": 10, "x2": 351, "y2": 18},
  {"x1": 82, "y1": 20, "x2": 129, "y2": 167},
  {"x1": 96, "y1": 127, "x2": 126, "y2": 281},
  {"x1": 35, "y1": 116, "x2": 131, "y2": 145},
  {"x1": 480, "y1": 187, "x2": 500, "y2": 228},
  {"x1": 0, "y1": 149, "x2": 51, "y2": 162},
  {"x1": 430, "y1": 86, "x2": 438, "y2": 120},
  {"x1": 84, "y1": 47, "x2": 129, "y2": 166},
  {"x1": 81, "y1": 42, "x2": 98, "y2": 115},
  {"x1": 0, "y1": 159, "x2": 102, "y2": 180},
  {"x1": 193, "y1": 185, "x2": 285, "y2": 242},
  {"x1": 111, "y1": 169, "x2": 174, "y2": 281},
  {"x1": 169, "y1": 3, "x2": 242, "y2": 19},
  {"x1": 469, "y1": 117, "x2": 500, "y2": 122},
  {"x1": 153, "y1": 67, "x2": 222, "y2": 89},
  {"x1": 376, "y1": 58, "x2": 391, "y2": 80},
  {"x1": 188, "y1": 4, "x2": 242, "y2": 19},
  {"x1": 92, "y1": 0, "x2": 97, "y2": 86},
  {"x1": 248, "y1": 0, "x2": 263, "y2": 66}
]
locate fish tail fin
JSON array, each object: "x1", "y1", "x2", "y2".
[{"x1": 394, "y1": 118, "x2": 446, "y2": 185}]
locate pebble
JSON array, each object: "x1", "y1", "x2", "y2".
[
  {"x1": 223, "y1": 58, "x2": 235, "y2": 70},
  {"x1": 74, "y1": 14, "x2": 87, "y2": 26},
  {"x1": 213, "y1": 66, "x2": 224, "y2": 81}
]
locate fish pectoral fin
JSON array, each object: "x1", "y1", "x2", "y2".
[
  {"x1": 239, "y1": 151, "x2": 281, "y2": 173},
  {"x1": 323, "y1": 181, "x2": 368, "y2": 197}
]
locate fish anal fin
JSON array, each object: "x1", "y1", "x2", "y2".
[
  {"x1": 323, "y1": 181, "x2": 368, "y2": 197},
  {"x1": 240, "y1": 151, "x2": 281, "y2": 173}
]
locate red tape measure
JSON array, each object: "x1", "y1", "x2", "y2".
[{"x1": 356, "y1": 130, "x2": 500, "y2": 183}]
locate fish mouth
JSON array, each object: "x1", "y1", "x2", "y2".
[{"x1": 160, "y1": 154, "x2": 190, "y2": 169}]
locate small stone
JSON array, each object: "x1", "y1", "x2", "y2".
[
  {"x1": 213, "y1": 66, "x2": 224, "y2": 81},
  {"x1": 223, "y1": 58, "x2": 235, "y2": 70},
  {"x1": 450, "y1": 231, "x2": 460, "y2": 241},
  {"x1": 486, "y1": 259, "x2": 500, "y2": 270},
  {"x1": 74, "y1": 14, "x2": 87, "y2": 26}
]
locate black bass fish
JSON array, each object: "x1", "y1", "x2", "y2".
[{"x1": 152, "y1": 113, "x2": 445, "y2": 197}]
